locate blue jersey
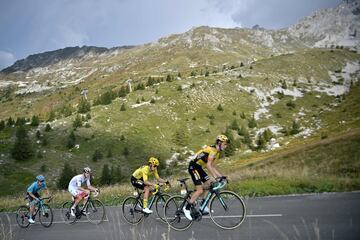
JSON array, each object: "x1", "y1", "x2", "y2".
[{"x1": 27, "y1": 181, "x2": 47, "y2": 194}]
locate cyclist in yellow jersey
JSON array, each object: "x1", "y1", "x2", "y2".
[
  {"x1": 183, "y1": 135, "x2": 230, "y2": 220},
  {"x1": 131, "y1": 157, "x2": 169, "y2": 214}
]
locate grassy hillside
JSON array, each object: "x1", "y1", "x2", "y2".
[{"x1": 0, "y1": 45, "x2": 359, "y2": 201}]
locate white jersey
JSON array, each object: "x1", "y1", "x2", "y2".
[{"x1": 68, "y1": 174, "x2": 90, "y2": 189}]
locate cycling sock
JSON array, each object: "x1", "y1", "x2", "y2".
[
  {"x1": 185, "y1": 202, "x2": 192, "y2": 210},
  {"x1": 143, "y1": 199, "x2": 148, "y2": 209}
]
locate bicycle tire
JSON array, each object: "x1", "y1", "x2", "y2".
[
  {"x1": 155, "y1": 193, "x2": 171, "y2": 223},
  {"x1": 164, "y1": 195, "x2": 193, "y2": 231},
  {"x1": 209, "y1": 190, "x2": 246, "y2": 230},
  {"x1": 86, "y1": 199, "x2": 106, "y2": 225},
  {"x1": 122, "y1": 196, "x2": 143, "y2": 225},
  {"x1": 16, "y1": 205, "x2": 30, "y2": 228},
  {"x1": 38, "y1": 203, "x2": 53, "y2": 227},
  {"x1": 61, "y1": 201, "x2": 77, "y2": 224}
]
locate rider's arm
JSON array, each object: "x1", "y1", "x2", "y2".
[
  {"x1": 206, "y1": 157, "x2": 222, "y2": 178},
  {"x1": 143, "y1": 167, "x2": 156, "y2": 186},
  {"x1": 44, "y1": 188, "x2": 50, "y2": 197},
  {"x1": 85, "y1": 178, "x2": 98, "y2": 192}
]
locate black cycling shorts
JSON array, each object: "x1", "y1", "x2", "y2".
[
  {"x1": 26, "y1": 192, "x2": 40, "y2": 201},
  {"x1": 188, "y1": 161, "x2": 209, "y2": 186},
  {"x1": 131, "y1": 176, "x2": 145, "y2": 190}
]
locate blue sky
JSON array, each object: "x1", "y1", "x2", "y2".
[{"x1": 0, "y1": 0, "x2": 341, "y2": 70}]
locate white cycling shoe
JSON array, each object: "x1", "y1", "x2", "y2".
[
  {"x1": 182, "y1": 206, "x2": 193, "y2": 221},
  {"x1": 70, "y1": 207, "x2": 76, "y2": 217},
  {"x1": 142, "y1": 208, "x2": 153, "y2": 214},
  {"x1": 28, "y1": 218, "x2": 35, "y2": 224}
]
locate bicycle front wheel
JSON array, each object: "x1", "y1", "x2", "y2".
[
  {"x1": 209, "y1": 190, "x2": 246, "y2": 230},
  {"x1": 86, "y1": 199, "x2": 106, "y2": 224},
  {"x1": 61, "y1": 201, "x2": 76, "y2": 224},
  {"x1": 155, "y1": 193, "x2": 171, "y2": 223},
  {"x1": 164, "y1": 195, "x2": 193, "y2": 231},
  {"x1": 122, "y1": 196, "x2": 143, "y2": 225},
  {"x1": 16, "y1": 205, "x2": 30, "y2": 228},
  {"x1": 39, "y1": 204, "x2": 53, "y2": 227}
]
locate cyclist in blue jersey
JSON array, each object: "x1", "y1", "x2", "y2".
[{"x1": 26, "y1": 175, "x2": 51, "y2": 224}]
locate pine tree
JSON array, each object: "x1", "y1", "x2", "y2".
[
  {"x1": 120, "y1": 103, "x2": 126, "y2": 111},
  {"x1": 290, "y1": 120, "x2": 301, "y2": 135},
  {"x1": 57, "y1": 163, "x2": 75, "y2": 189},
  {"x1": 45, "y1": 123, "x2": 52, "y2": 132},
  {"x1": 15, "y1": 117, "x2": 26, "y2": 126},
  {"x1": 0, "y1": 120, "x2": 5, "y2": 131},
  {"x1": 11, "y1": 126, "x2": 34, "y2": 161},
  {"x1": 67, "y1": 131, "x2": 76, "y2": 149},
  {"x1": 73, "y1": 115, "x2": 83, "y2": 129},
  {"x1": 248, "y1": 115, "x2": 257, "y2": 128},
  {"x1": 30, "y1": 115, "x2": 40, "y2": 126},
  {"x1": 92, "y1": 149, "x2": 103, "y2": 162},
  {"x1": 123, "y1": 147, "x2": 129, "y2": 156},
  {"x1": 217, "y1": 104, "x2": 224, "y2": 111},
  {"x1": 230, "y1": 119, "x2": 239, "y2": 130},
  {"x1": 78, "y1": 98, "x2": 91, "y2": 113},
  {"x1": 100, "y1": 164, "x2": 112, "y2": 185},
  {"x1": 224, "y1": 129, "x2": 235, "y2": 157},
  {"x1": 7, "y1": 117, "x2": 14, "y2": 126}
]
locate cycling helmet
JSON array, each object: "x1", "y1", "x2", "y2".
[
  {"x1": 36, "y1": 175, "x2": 45, "y2": 182},
  {"x1": 148, "y1": 157, "x2": 159, "y2": 167},
  {"x1": 83, "y1": 167, "x2": 92, "y2": 174},
  {"x1": 216, "y1": 134, "x2": 229, "y2": 143}
]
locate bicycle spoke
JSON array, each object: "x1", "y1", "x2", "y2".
[
  {"x1": 209, "y1": 191, "x2": 246, "y2": 229},
  {"x1": 16, "y1": 206, "x2": 30, "y2": 228},
  {"x1": 164, "y1": 195, "x2": 193, "y2": 231},
  {"x1": 39, "y1": 204, "x2": 53, "y2": 227},
  {"x1": 61, "y1": 201, "x2": 76, "y2": 224},
  {"x1": 122, "y1": 197, "x2": 143, "y2": 225},
  {"x1": 155, "y1": 193, "x2": 171, "y2": 223},
  {"x1": 86, "y1": 199, "x2": 106, "y2": 224}
]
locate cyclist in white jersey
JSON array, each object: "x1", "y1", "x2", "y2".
[{"x1": 68, "y1": 167, "x2": 98, "y2": 216}]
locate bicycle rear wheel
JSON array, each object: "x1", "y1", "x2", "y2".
[
  {"x1": 122, "y1": 196, "x2": 143, "y2": 225},
  {"x1": 209, "y1": 190, "x2": 246, "y2": 230},
  {"x1": 86, "y1": 199, "x2": 106, "y2": 224},
  {"x1": 155, "y1": 193, "x2": 171, "y2": 223},
  {"x1": 16, "y1": 205, "x2": 30, "y2": 228},
  {"x1": 164, "y1": 195, "x2": 193, "y2": 231},
  {"x1": 61, "y1": 201, "x2": 76, "y2": 224},
  {"x1": 39, "y1": 204, "x2": 53, "y2": 227}
]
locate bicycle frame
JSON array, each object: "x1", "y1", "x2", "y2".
[
  {"x1": 199, "y1": 180, "x2": 227, "y2": 213},
  {"x1": 134, "y1": 187, "x2": 164, "y2": 211},
  {"x1": 30, "y1": 197, "x2": 50, "y2": 218}
]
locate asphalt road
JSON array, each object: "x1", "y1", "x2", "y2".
[{"x1": 1, "y1": 191, "x2": 359, "y2": 240}]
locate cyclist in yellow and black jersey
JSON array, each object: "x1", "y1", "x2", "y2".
[
  {"x1": 183, "y1": 134, "x2": 230, "y2": 220},
  {"x1": 131, "y1": 157, "x2": 169, "y2": 214}
]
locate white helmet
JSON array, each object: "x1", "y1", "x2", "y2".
[{"x1": 83, "y1": 167, "x2": 91, "y2": 174}]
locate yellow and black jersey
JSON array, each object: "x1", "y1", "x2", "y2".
[
  {"x1": 132, "y1": 165, "x2": 159, "y2": 182},
  {"x1": 192, "y1": 145, "x2": 220, "y2": 168}
]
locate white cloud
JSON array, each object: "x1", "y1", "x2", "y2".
[{"x1": 0, "y1": 50, "x2": 15, "y2": 70}]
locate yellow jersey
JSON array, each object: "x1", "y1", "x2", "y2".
[
  {"x1": 132, "y1": 165, "x2": 159, "y2": 182},
  {"x1": 192, "y1": 145, "x2": 220, "y2": 168}
]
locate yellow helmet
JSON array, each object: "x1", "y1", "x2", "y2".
[
  {"x1": 216, "y1": 134, "x2": 229, "y2": 143},
  {"x1": 148, "y1": 157, "x2": 159, "y2": 166}
]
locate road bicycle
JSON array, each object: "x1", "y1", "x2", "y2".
[
  {"x1": 164, "y1": 176, "x2": 246, "y2": 231},
  {"x1": 16, "y1": 196, "x2": 53, "y2": 228},
  {"x1": 122, "y1": 183, "x2": 171, "y2": 224},
  {"x1": 61, "y1": 190, "x2": 105, "y2": 225}
]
